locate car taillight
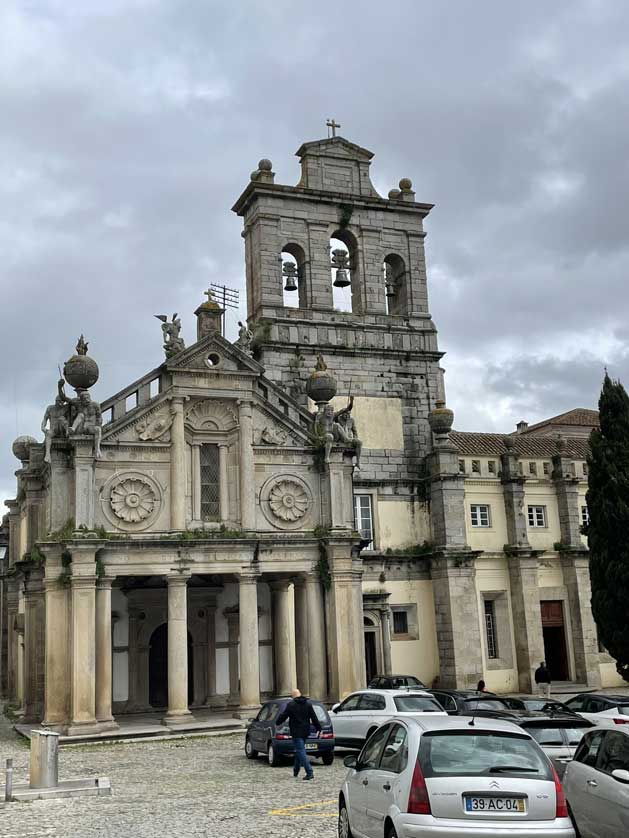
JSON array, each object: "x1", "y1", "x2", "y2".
[
  {"x1": 275, "y1": 733, "x2": 291, "y2": 740},
  {"x1": 551, "y1": 764, "x2": 568, "y2": 819},
  {"x1": 320, "y1": 732, "x2": 334, "y2": 739},
  {"x1": 408, "y1": 760, "x2": 431, "y2": 815},
  {"x1": 613, "y1": 718, "x2": 629, "y2": 725}
]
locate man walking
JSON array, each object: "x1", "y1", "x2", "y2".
[
  {"x1": 276, "y1": 689, "x2": 321, "y2": 780},
  {"x1": 535, "y1": 661, "x2": 552, "y2": 698}
]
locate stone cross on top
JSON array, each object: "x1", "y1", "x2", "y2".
[{"x1": 326, "y1": 118, "x2": 341, "y2": 138}]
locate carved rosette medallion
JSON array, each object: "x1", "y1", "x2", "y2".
[
  {"x1": 100, "y1": 470, "x2": 163, "y2": 532},
  {"x1": 110, "y1": 477, "x2": 156, "y2": 523},
  {"x1": 269, "y1": 480, "x2": 309, "y2": 521},
  {"x1": 260, "y1": 473, "x2": 314, "y2": 530}
]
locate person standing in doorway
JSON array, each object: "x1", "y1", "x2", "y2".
[
  {"x1": 276, "y1": 689, "x2": 321, "y2": 781},
  {"x1": 535, "y1": 661, "x2": 552, "y2": 698}
]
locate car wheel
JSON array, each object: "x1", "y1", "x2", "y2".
[
  {"x1": 386, "y1": 824, "x2": 398, "y2": 838},
  {"x1": 322, "y1": 752, "x2": 334, "y2": 765},
  {"x1": 245, "y1": 736, "x2": 258, "y2": 759},
  {"x1": 338, "y1": 799, "x2": 353, "y2": 838},
  {"x1": 267, "y1": 742, "x2": 281, "y2": 766}
]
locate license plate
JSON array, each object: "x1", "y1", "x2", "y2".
[
  {"x1": 305, "y1": 743, "x2": 317, "y2": 750},
  {"x1": 465, "y1": 796, "x2": 525, "y2": 813}
]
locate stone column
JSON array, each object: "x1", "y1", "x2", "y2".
[
  {"x1": 381, "y1": 608, "x2": 393, "y2": 676},
  {"x1": 238, "y1": 401, "x2": 255, "y2": 529},
  {"x1": 508, "y1": 554, "x2": 545, "y2": 692},
  {"x1": 293, "y1": 578, "x2": 310, "y2": 695},
  {"x1": 6, "y1": 581, "x2": 20, "y2": 705},
  {"x1": 271, "y1": 580, "x2": 293, "y2": 696},
  {"x1": 237, "y1": 574, "x2": 260, "y2": 715},
  {"x1": 501, "y1": 441, "x2": 530, "y2": 549},
  {"x1": 427, "y1": 440, "x2": 467, "y2": 550},
  {"x1": 163, "y1": 574, "x2": 193, "y2": 726},
  {"x1": 73, "y1": 439, "x2": 96, "y2": 529},
  {"x1": 206, "y1": 605, "x2": 218, "y2": 705},
  {"x1": 191, "y1": 443, "x2": 202, "y2": 522},
  {"x1": 23, "y1": 567, "x2": 45, "y2": 723},
  {"x1": 95, "y1": 576, "x2": 118, "y2": 730},
  {"x1": 219, "y1": 444, "x2": 229, "y2": 523},
  {"x1": 68, "y1": 563, "x2": 98, "y2": 736},
  {"x1": 306, "y1": 573, "x2": 327, "y2": 699},
  {"x1": 561, "y1": 553, "x2": 602, "y2": 687},
  {"x1": 42, "y1": 562, "x2": 70, "y2": 729},
  {"x1": 225, "y1": 609, "x2": 240, "y2": 706},
  {"x1": 170, "y1": 397, "x2": 187, "y2": 530},
  {"x1": 430, "y1": 553, "x2": 483, "y2": 689}
]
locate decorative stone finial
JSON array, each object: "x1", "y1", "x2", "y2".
[
  {"x1": 556, "y1": 434, "x2": 567, "y2": 454},
  {"x1": 388, "y1": 188, "x2": 402, "y2": 200},
  {"x1": 306, "y1": 354, "x2": 337, "y2": 404},
  {"x1": 64, "y1": 335, "x2": 99, "y2": 391},
  {"x1": 399, "y1": 178, "x2": 413, "y2": 191},
  {"x1": 428, "y1": 400, "x2": 454, "y2": 438},
  {"x1": 12, "y1": 435, "x2": 37, "y2": 463},
  {"x1": 504, "y1": 435, "x2": 516, "y2": 451},
  {"x1": 250, "y1": 158, "x2": 275, "y2": 184},
  {"x1": 258, "y1": 158, "x2": 273, "y2": 171}
]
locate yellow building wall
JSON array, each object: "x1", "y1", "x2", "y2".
[
  {"x1": 464, "y1": 483, "x2": 508, "y2": 552},
  {"x1": 322, "y1": 395, "x2": 404, "y2": 450},
  {"x1": 600, "y1": 662, "x2": 628, "y2": 688},
  {"x1": 523, "y1": 483, "x2": 561, "y2": 550},
  {"x1": 370, "y1": 578, "x2": 440, "y2": 686},
  {"x1": 475, "y1": 556, "x2": 519, "y2": 693},
  {"x1": 377, "y1": 499, "x2": 430, "y2": 550},
  {"x1": 537, "y1": 557, "x2": 564, "y2": 588}
]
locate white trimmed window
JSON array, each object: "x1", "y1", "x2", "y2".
[
  {"x1": 354, "y1": 494, "x2": 374, "y2": 549},
  {"x1": 527, "y1": 505, "x2": 547, "y2": 528},
  {"x1": 470, "y1": 504, "x2": 491, "y2": 527},
  {"x1": 581, "y1": 505, "x2": 589, "y2": 527}
]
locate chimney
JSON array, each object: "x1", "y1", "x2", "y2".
[{"x1": 516, "y1": 420, "x2": 529, "y2": 434}]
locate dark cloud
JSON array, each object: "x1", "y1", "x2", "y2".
[{"x1": 3, "y1": 0, "x2": 629, "y2": 505}]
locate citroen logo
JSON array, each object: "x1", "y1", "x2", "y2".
[{"x1": 489, "y1": 781, "x2": 500, "y2": 789}]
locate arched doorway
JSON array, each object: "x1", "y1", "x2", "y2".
[{"x1": 148, "y1": 623, "x2": 194, "y2": 708}]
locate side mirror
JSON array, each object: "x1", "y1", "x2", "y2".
[
  {"x1": 332, "y1": 704, "x2": 340, "y2": 713},
  {"x1": 343, "y1": 755, "x2": 357, "y2": 769},
  {"x1": 612, "y1": 769, "x2": 629, "y2": 784}
]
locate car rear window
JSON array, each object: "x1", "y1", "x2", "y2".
[
  {"x1": 527, "y1": 727, "x2": 565, "y2": 746},
  {"x1": 394, "y1": 695, "x2": 443, "y2": 712},
  {"x1": 312, "y1": 704, "x2": 330, "y2": 725},
  {"x1": 617, "y1": 705, "x2": 629, "y2": 715},
  {"x1": 463, "y1": 698, "x2": 511, "y2": 711},
  {"x1": 420, "y1": 731, "x2": 553, "y2": 780},
  {"x1": 564, "y1": 727, "x2": 589, "y2": 746}
]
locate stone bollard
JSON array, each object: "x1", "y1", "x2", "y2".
[{"x1": 29, "y1": 730, "x2": 60, "y2": 789}]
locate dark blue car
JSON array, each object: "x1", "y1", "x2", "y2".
[{"x1": 245, "y1": 698, "x2": 335, "y2": 766}]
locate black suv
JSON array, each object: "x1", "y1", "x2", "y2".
[
  {"x1": 428, "y1": 688, "x2": 526, "y2": 715},
  {"x1": 367, "y1": 674, "x2": 426, "y2": 690}
]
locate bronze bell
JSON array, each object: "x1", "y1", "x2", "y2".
[
  {"x1": 385, "y1": 280, "x2": 396, "y2": 298},
  {"x1": 331, "y1": 248, "x2": 351, "y2": 288},
  {"x1": 282, "y1": 261, "x2": 298, "y2": 292}
]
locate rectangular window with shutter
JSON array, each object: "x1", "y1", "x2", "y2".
[
  {"x1": 200, "y1": 444, "x2": 220, "y2": 521},
  {"x1": 354, "y1": 494, "x2": 374, "y2": 549}
]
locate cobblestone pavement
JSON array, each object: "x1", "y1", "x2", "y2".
[{"x1": 0, "y1": 714, "x2": 346, "y2": 838}]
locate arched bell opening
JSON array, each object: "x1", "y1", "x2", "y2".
[
  {"x1": 281, "y1": 243, "x2": 307, "y2": 309},
  {"x1": 330, "y1": 229, "x2": 360, "y2": 313},
  {"x1": 383, "y1": 253, "x2": 407, "y2": 316}
]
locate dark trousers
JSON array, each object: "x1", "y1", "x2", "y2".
[{"x1": 293, "y1": 738, "x2": 313, "y2": 777}]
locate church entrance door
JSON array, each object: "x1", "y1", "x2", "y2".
[
  {"x1": 540, "y1": 600, "x2": 569, "y2": 681},
  {"x1": 148, "y1": 623, "x2": 194, "y2": 708},
  {"x1": 364, "y1": 618, "x2": 379, "y2": 684}
]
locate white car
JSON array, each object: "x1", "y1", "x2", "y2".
[
  {"x1": 339, "y1": 715, "x2": 575, "y2": 838},
  {"x1": 563, "y1": 725, "x2": 629, "y2": 837},
  {"x1": 331, "y1": 689, "x2": 446, "y2": 749},
  {"x1": 563, "y1": 692, "x2": 629, "y2": 727}
]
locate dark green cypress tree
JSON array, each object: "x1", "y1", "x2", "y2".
[{"x1": 587, "y1": 373, "x2": 629, "y2": 682}]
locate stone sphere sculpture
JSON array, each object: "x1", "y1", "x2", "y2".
[
  {"x1": 399, "y1": 177, "x2": 413, "y2": 191},
  {"x1": 388, "y1": 188, "x2": 402, "y2": 200},
  {"x1": 12, "y1": 435, "x2": 37, "y2": 462},
  {"x1": 63, "y1": 335, "x2": 99, "y2": 391},
  {"x1": 428, "y1": 400, "x2": 454, "y2": 436},
  {"x1": 306, "y1": 353, "x2": 337, "y2": 404},
  {"x1": 258, "y1": 158, "x2": 273, "y2": 171}
]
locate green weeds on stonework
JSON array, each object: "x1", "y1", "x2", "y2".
[
  {"x1": 22, "y1": 545, "x2": 45, "y2": 564},
  {"x1": 384, "y1": 540, "x2": 433, "y2": 557},
  {"x1": 172, "y1": 525, "x2": 245, "y2": 540},
  {"x1": 338, "y1": 203, "x2": 354, "y2": 229}
]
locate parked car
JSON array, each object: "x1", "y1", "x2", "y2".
[
  {"x1": 468, "y1": 709, "x2": 594, "y2": 778},
  {"x1": 331, "y1": 689, "x2": 446, "y2": 749},
  {"x1": 368, "y1": 675, "x2": 426, "y2": 690},
  {"x1": 245, "y1": 698, "x2": 334, "y2": 766},
  {"x1": 508, "y1": 695, "x2": 580, "y2": 715},
  {"x1": 563, "y1": 692, "x2": 629, "y2": 727},
  {"x1": 564, "y1": 726, "x2": 629, "y2": 837},
  {"x1": 427, "y1": 688, "x2": 527, "y2": 715},
  {"x1": 339, "y1": 714, "x2": 575, "y2": 838}
]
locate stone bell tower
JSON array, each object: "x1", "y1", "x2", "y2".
[{"x1": 232, "y1": 133, "x2": 445, "y2": 498}]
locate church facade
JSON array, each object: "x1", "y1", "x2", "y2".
[{"x1": 2, "y1": 134, "x2": 622, "y2": 736}]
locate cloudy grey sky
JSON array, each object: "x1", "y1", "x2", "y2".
[{"x1": 3, "y1": 0, "x2": 629, "y2": 508}]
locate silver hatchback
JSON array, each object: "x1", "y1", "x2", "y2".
[{"x1": 339, "y1": 715, "x2": 575, "y2": 838}]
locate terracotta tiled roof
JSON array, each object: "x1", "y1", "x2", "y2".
[
  {"x1": 521, "y1": 408, "x2": 599, "y2": 434},
  {"x1": 450, "y1": 431, "x2": 590, "y2": 459}
]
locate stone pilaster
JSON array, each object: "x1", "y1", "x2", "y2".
[
  {"x1": 67, "y1": 550, "x2": 99, "y2": 736},
  {"x1": 205, "y1": 604, "x2": 218, "y2": 705},
  {"x1": 191, "y1": 443, "x2": 202, "y2": 522},
  {"x1": 507, "y1": 551, "x2": 545, "y2": 692},
  {"x1": 162, "y1": 573, "x2": 193, "y2": 726},
  {"x1": 381, "y1": 607, "x2": 393, "y2": 676},
  {"x1": 305, "y1": 573, "x2": 327, "y2": 700},
  {"x1": 5, "y1": 579, "x2": 20, "y2": 704},
  {"x1": 501, "y1": 441, "x2": 530, "y2": 548},
  {"x1": 169, "y1": 397, "x2": 187, "y2": 530},
  {"x1": 238, "y1": 401, "x2": 255, "y2": 529},
  {"x1": 42, "y1": 550, "x2": 70, "y2": 729},
  {"x1": 430, "y1": 552, "x2": 483, "y2": 688},
  {"x1": 270, "y1": 580, "x2": 293, "y2": 696},
  {"x1": 95, "y1": 576, "x2": 118, "y2": 730},
  {"x1": 22, "y1": 566, "x2": 45, "y2": 723},
  {"x1": 219, "y1": 444, "x2": 230, "y2": 523},
  {"x1": 325, "y1": 540, "x2": 364, "y2": 700},
  {"x1": 293, "y1": 578, "x2": 310, "y2": 695},
  {"x1": 225, "y1": 607, "x2": 240, "y2": 706},
  {"x1": 561, "y1": 552, "x2": 601, "y2": 687},
  {"x1": 237, "y1": 573, "x2": 261, "y2": 715},
  {"x1": 552, "y1": 447, "x2": 582, "y2": 548},
  {"x1": 73, "y1": 438, "x2": 96, "y2": 529},
  {"x1": 426, "y1": 439, "x2": 467, "y2": 550}
]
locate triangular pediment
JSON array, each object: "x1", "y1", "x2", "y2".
[
  {"x1": 295, "y1": 136, "x2": 374, "y2": 162},
  {"x1": 166, "y1": 332, "x2": 263, "y2": 375}
]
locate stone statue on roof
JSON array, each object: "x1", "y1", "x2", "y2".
[
  {"x1": 42, "y1": 380, "x2": 70, "y2": 463},
  {"x1": 155, "y1": 314, "x2": 186, "y2": 358}
]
